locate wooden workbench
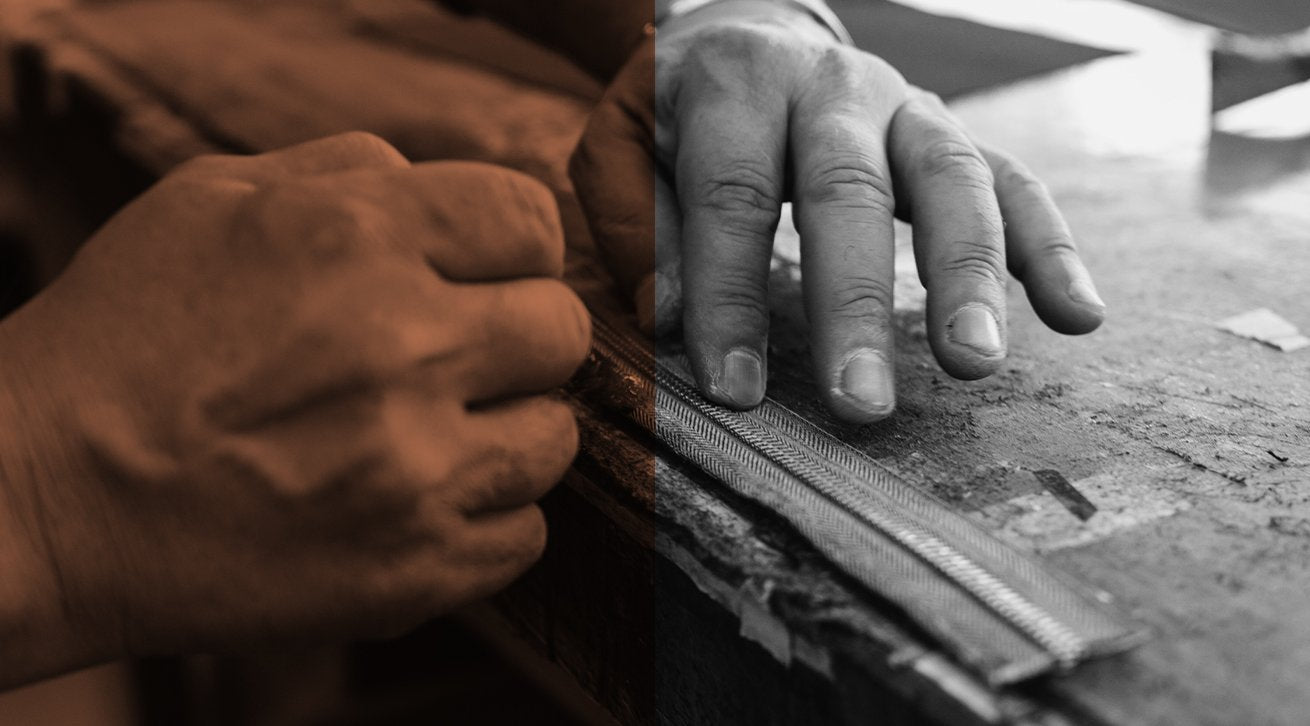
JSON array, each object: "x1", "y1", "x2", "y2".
[{"x1": 2, "y1": 1, "x2": 1308, "y2": 724}]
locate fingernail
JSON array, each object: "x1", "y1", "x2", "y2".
[
  {"x1": 1067, "y1": 279, "x2": 1106, "y2": 310},
  {"x1": 947, "y1": 304, "x2": 1003, "y2": 356},
  {"x1": 839, "y1": 350, "x2": 895, "y2": 416},
  {"x1": 718, "y1": 348, "x2": 764, "y2": 408}
]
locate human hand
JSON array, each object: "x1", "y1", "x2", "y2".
[
  {"x1": 570, "y1": 1, "x2": 1105, "y2": 423},
  {"x1": 0, "y1": 132, "x2": 590, "y2": 684}
]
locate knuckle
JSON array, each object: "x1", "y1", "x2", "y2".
[
  {"x1": 939, "y1": 238, "x2": 1007, "y2": 284},
  {"x1": 697, "y1": 176, "x2": 779, "y2": 220},
  {"x1": 689, "y1": 22, "x2": 765, "y2": 49},
  {"x1": 809, "y1": 45, "x2": 863, "y2": 88},
  {"x1": 813, "y1": 44, "x2": 858, "y2": 72},
  {"x1": 487, "y1": 413, "x2": 575, "y2": 495},
  {"x1": 997, "y1": 161, "x2": 1048, "y2": 198},
  {"x1": 495, "y1": 395, "x2": 579, "y2": 479},
  {"x1": 856, "y1": 52, "x2": 906, "y2": 87},
  {"x1": 1033, "y1": 234, "x2": 1078, "y2": 257},
  {"x1": 801, "y1": 156, "x2": 896, "y2": 213},
  {"x1": 501, "y1": 402, "x2": 576, "y2": 472},
  {"x1": 332, "y1": 317, "x2": 417, "y2": 390},
  {"x1": 827, "y1": 275, "x2": 894, "y2": 319},
  {"x1": 681, "y1": 23, "x2": 789, "y2": 72},
  {"x1": 700, "y1": 266, "x2": 769, "y2": 316},
  {"x1": 692, "y1": 162, "x2": 782, "y2": 226},
  {"x1": 505, "y1": 175, "x2": 566, "y2": 275},
  {"x1": 918, "y1": 138, "x2": 993, "y2": 188},
  {"x1": 322, "y1": 193, "x2": 381, "y2": 233},
  {"x1": 328, "y1": 130, "x2": 409, "y2": 167},
  {"x1": 456, "y1": 161, "x2": 564, "y2": 275},
  {"x1": 248, "y1": 181, "x2": 379, "y2": 250},
  {"x1": 374, "y1": 319, "x2": 433, "y2": 375},
  {"x1": 303, "y1": 193, "x2": 384, "y2": 260},
  {"x1": 477, "y1": 161, "x2": 552, "y2": 202},
  {"x1": 807, "y1": 46, "x2": 906, "y2": 99},
  {"x1": 1013, "y1": 235, "x2": 1077, "y2": 278}
]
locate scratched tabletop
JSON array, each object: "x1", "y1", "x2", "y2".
[
  {"x1": 2, "y1": 1, "x2": 1309, "y2": 724},
  {"x1": 766, "y1": 7, "x2": 1310, "y2": 721}
]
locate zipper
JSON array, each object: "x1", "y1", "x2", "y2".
[{"x1": 583, "y1": 316, "x2": 1145, "y2": 685}]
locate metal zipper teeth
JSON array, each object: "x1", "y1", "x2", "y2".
[
  {"x1": 591, "y1": 321, "x2": 1089, "y2": 668},
  {"x1": 755, "y1": 402, "x2": 1120, "y2": 644}
]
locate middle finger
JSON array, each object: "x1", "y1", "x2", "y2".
[{"x1": 791, "y1": 51, "x2": 907, "y2": 423}]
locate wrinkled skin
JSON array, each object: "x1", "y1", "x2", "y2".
[
  {"x1": 0, "y1": 132, "x2": 590, "y2": 686},
  {"x1": 571, "y1": 2, "x2": 1106, "y2": 423}
]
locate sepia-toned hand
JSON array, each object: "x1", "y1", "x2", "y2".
[{"x1": 0, "y1": 132, "x2": 590, "y2": 686}]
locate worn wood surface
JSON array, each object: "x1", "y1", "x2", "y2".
[{"x1": 4, "y1": 1, "x2": 1309, "y2": 724}]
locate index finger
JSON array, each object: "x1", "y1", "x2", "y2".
[{"x1": 676, "y1": 89, "x2": 788, "y2": 409}]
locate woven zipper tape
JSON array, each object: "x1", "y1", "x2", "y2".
[{"x1": 585, "y1": 317, "x2": 1145, "y2": 686}]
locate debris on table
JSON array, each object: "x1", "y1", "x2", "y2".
[
  {"x1": 1269, "y1": 516, "x2": 1310, "y2": 538},
  {"x1": 1217, "y1": 308, "x2": 1310, "y2": 352},
  {"x1": 976, "y1": 471, "x2": 1192, "y2": 553},
  {"x1": 1033, "y1": 469, "x2": 1098, "y2": 522}
]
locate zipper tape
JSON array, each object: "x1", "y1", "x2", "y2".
[{"x1": 581, "y1": 315, "x2": 1146, "y2": 686}]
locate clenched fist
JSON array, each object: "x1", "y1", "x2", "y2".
[{"x1": 0, "y1": 132, "x2": 590, "y2": 686}]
